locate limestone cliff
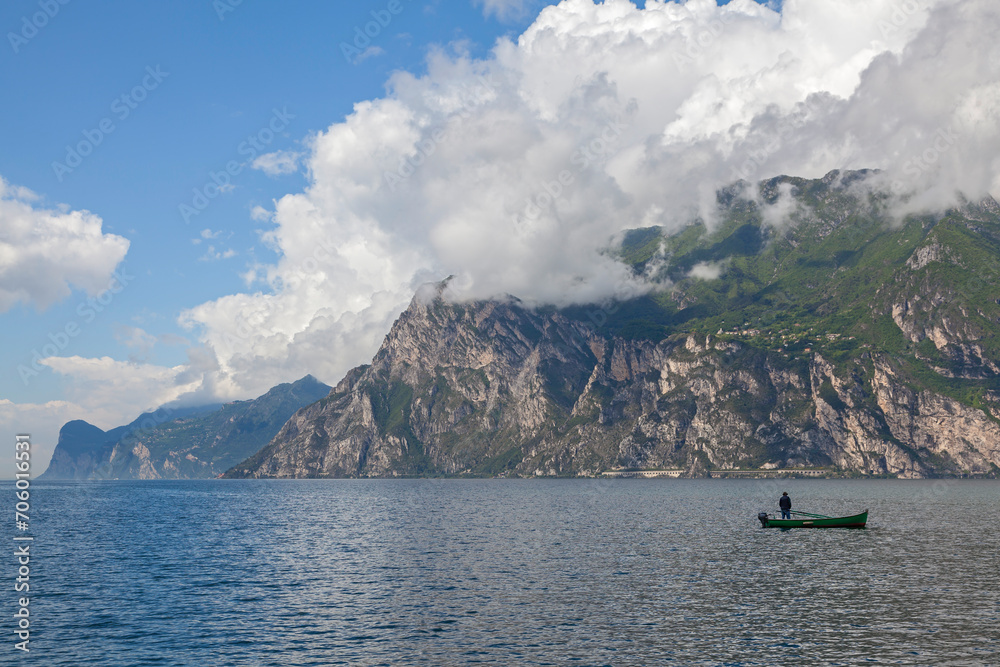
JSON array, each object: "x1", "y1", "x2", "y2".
[
  {"x1": 228, "y1": 172, "x2": 1000, "y2": 479},
  {"x1": 228, "y1": 293, "x2": 999, "y2": 479}
]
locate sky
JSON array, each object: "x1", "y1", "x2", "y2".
[{"x1": 1, "y1": 0, "x2": 998, "y2": 478}]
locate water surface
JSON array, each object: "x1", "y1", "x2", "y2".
[{"x1": 4, "y1": 479, "x2": 998, "y2": 665}]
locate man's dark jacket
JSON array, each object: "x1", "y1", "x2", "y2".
[{"x1": 779, "y1": 496, "x2": 791, "y2": 510}]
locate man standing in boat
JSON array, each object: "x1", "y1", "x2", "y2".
[{"x1": 779, "y1": 492, "x2": 792, "y2": 519}]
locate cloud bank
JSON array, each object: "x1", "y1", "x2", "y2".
[
  {"x1": 146, "y1": 0, "x2": 1000, "y2": 402},
  {"x1": 0, "y1": 178, "x2": 130, "y2": 312},
  {"x1": 0, "y1": 357, "x2": 196, "y2": 477}
]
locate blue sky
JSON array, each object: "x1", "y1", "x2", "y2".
[
  {"x1": 1, "y1": 0, "x2": 993, "y2": 477},
  {"x1": 0, "y1": 0, "x2": 557, "y2": 403},
  {"x1": 0, "y1": 0, "x2": 574, "y2": 474}
]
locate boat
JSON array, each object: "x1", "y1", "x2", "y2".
[{"x1": 757, "y1": 509, "x2": 868, "y2": 528}]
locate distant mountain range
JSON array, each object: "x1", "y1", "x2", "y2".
[
  {"x1": 225, "y1": 171, "x2": 1000, "y2": 479},
  {"x1": 46, "y1": 172, "x2": 1000, "y2": 480},
  {"x1": 41, "y1": 375, "x2": 331, "y2": 480}
]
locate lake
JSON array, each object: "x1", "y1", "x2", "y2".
[{"x1": 4, "y1": 479, "x2": 998, "y2": 665}]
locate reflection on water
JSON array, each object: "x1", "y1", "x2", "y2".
[{"x1": 5, "y1": 479, "x2": 999, "y2": 665}]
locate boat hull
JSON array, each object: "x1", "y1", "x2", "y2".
[{"x1": 761, "y1": 510, "x2": 868, "y2": 529}]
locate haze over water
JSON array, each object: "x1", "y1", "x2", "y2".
[{"x1": 6, "y1": 479, "x2": 999, "y2": 665}]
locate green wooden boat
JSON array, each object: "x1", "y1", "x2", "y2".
[{"x1": 757, "y1": 509, "x2": 868, "y2": 529}]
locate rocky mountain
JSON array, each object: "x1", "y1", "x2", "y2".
[
  {"x1": 40, "y1": 419, "x2": 126, "y2": 481},
  {"x1": 41, "y1": 375, "x2": 331, "y2": 480},
  {"x1": 226, "y1": 172, "x2": 1000, "y2": 479}
]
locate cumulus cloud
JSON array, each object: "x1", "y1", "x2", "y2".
[
  {"x1": 42, "y1": 356, "x2": 199, "y2": 418},
  {"x1": 0, "y1": 177, "x2": 130, "y2": 312},
  {"x1": 249, "y1": 205, "x2": 273, "y2": 222},
  {"x1": 175, "y1": 0, "x2": 999, "y2": 401},
  {"x1": 0, "y1": 357, "x2": 199, "y2": 476},
  {"x1": 251, "y1": 150, "x2": 303, "y2": 176}
]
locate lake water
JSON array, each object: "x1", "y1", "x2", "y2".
[{"x1": 3, "y1": 479, "x2": 999, "y2": 665}]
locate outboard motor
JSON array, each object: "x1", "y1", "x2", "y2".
[{"x1": 758, "y1": 511, "x2": 769, "y2": 527}]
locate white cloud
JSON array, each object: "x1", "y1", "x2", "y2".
[
  {"x1": 476, "y1": 0, "x2": 535, "y2": 21},
  {"x1": 114, "y1": 324, "x2": 159, "y2": 361},
  {"x1": 192, "y1": 228, "x2": 225, "y2": 245},
  {"x1": 174, "y1": 0, "x2": 998, "y2": 403},
  {"x1": 688, "y1": 260, "x2": 729, "y2": 281},
  {"x1": 0, "y1": 398, "x2": 81, "y2": 478},
  {"x1": 0, "y1": 357, "x2": 199, "y2": 477},
  {"x1": 198, "y1": 245, "x2": 238, "y2": 261},
  {"x1": 42, "y1": 356, "x2": 198, "y2": 417},
  {"x1": 251, "y1": 150, "x2": 302, "y2": 176},
  {"x1": 355, "y1": 46, "x2": 385, "y2": 63},
  {"x1": 0, "y1": 177, "x2": 130, "y2": 312},
  {"x1": 8, "y1": 0, "x2": 998, "y2": 473},
  {"x1": 249, "y1": 205, "x2": 273, "y2": 222},
  {"x1": 758, "y1": 181, "x2": 804, "y2": 230}
]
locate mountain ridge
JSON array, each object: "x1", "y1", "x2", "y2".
[
  {"x1": 225, "y1": 172, "x2": 1000, "y2": 479},
  {"x1": 41, "y1": 375, "x2": 331, "y2": 480}
]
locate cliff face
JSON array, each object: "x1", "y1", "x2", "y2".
[
  {"x1": 229, "y1": 173, "x2": 1000, "y2": 480},
  {"x1": 41, "y1": 420, "x2": 118, "y2": 480},
  {"x1": 229, "y1": 294, "x2": 602, "y2": 477},
  {"x1": 229, "y1": 294, "x2": 999, "y2": 480},
  {"x1": 41, "y1": 375, "x2": 331, "y2": 480}
]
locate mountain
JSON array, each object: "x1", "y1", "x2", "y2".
[
  {"x1": 226, "y1": 171, "x2": 1000, "y2": 479},
  {"x1": 41, "y1": 420, "x2": 120, "y2": 481},
  {"x1": 41, "y1": 375, "x2": 331, "y2": 480}
]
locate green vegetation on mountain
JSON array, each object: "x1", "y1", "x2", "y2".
[
  {"x1": 229, "y1": 171, "x2": 1000, "y2": 480},
  {"x1": 575, "y1": 171, "x2": 1000, "y2": 413}
]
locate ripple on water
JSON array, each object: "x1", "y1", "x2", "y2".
[{"x1": 3, "y1": 478, "x2": 998, "y2": 666}]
